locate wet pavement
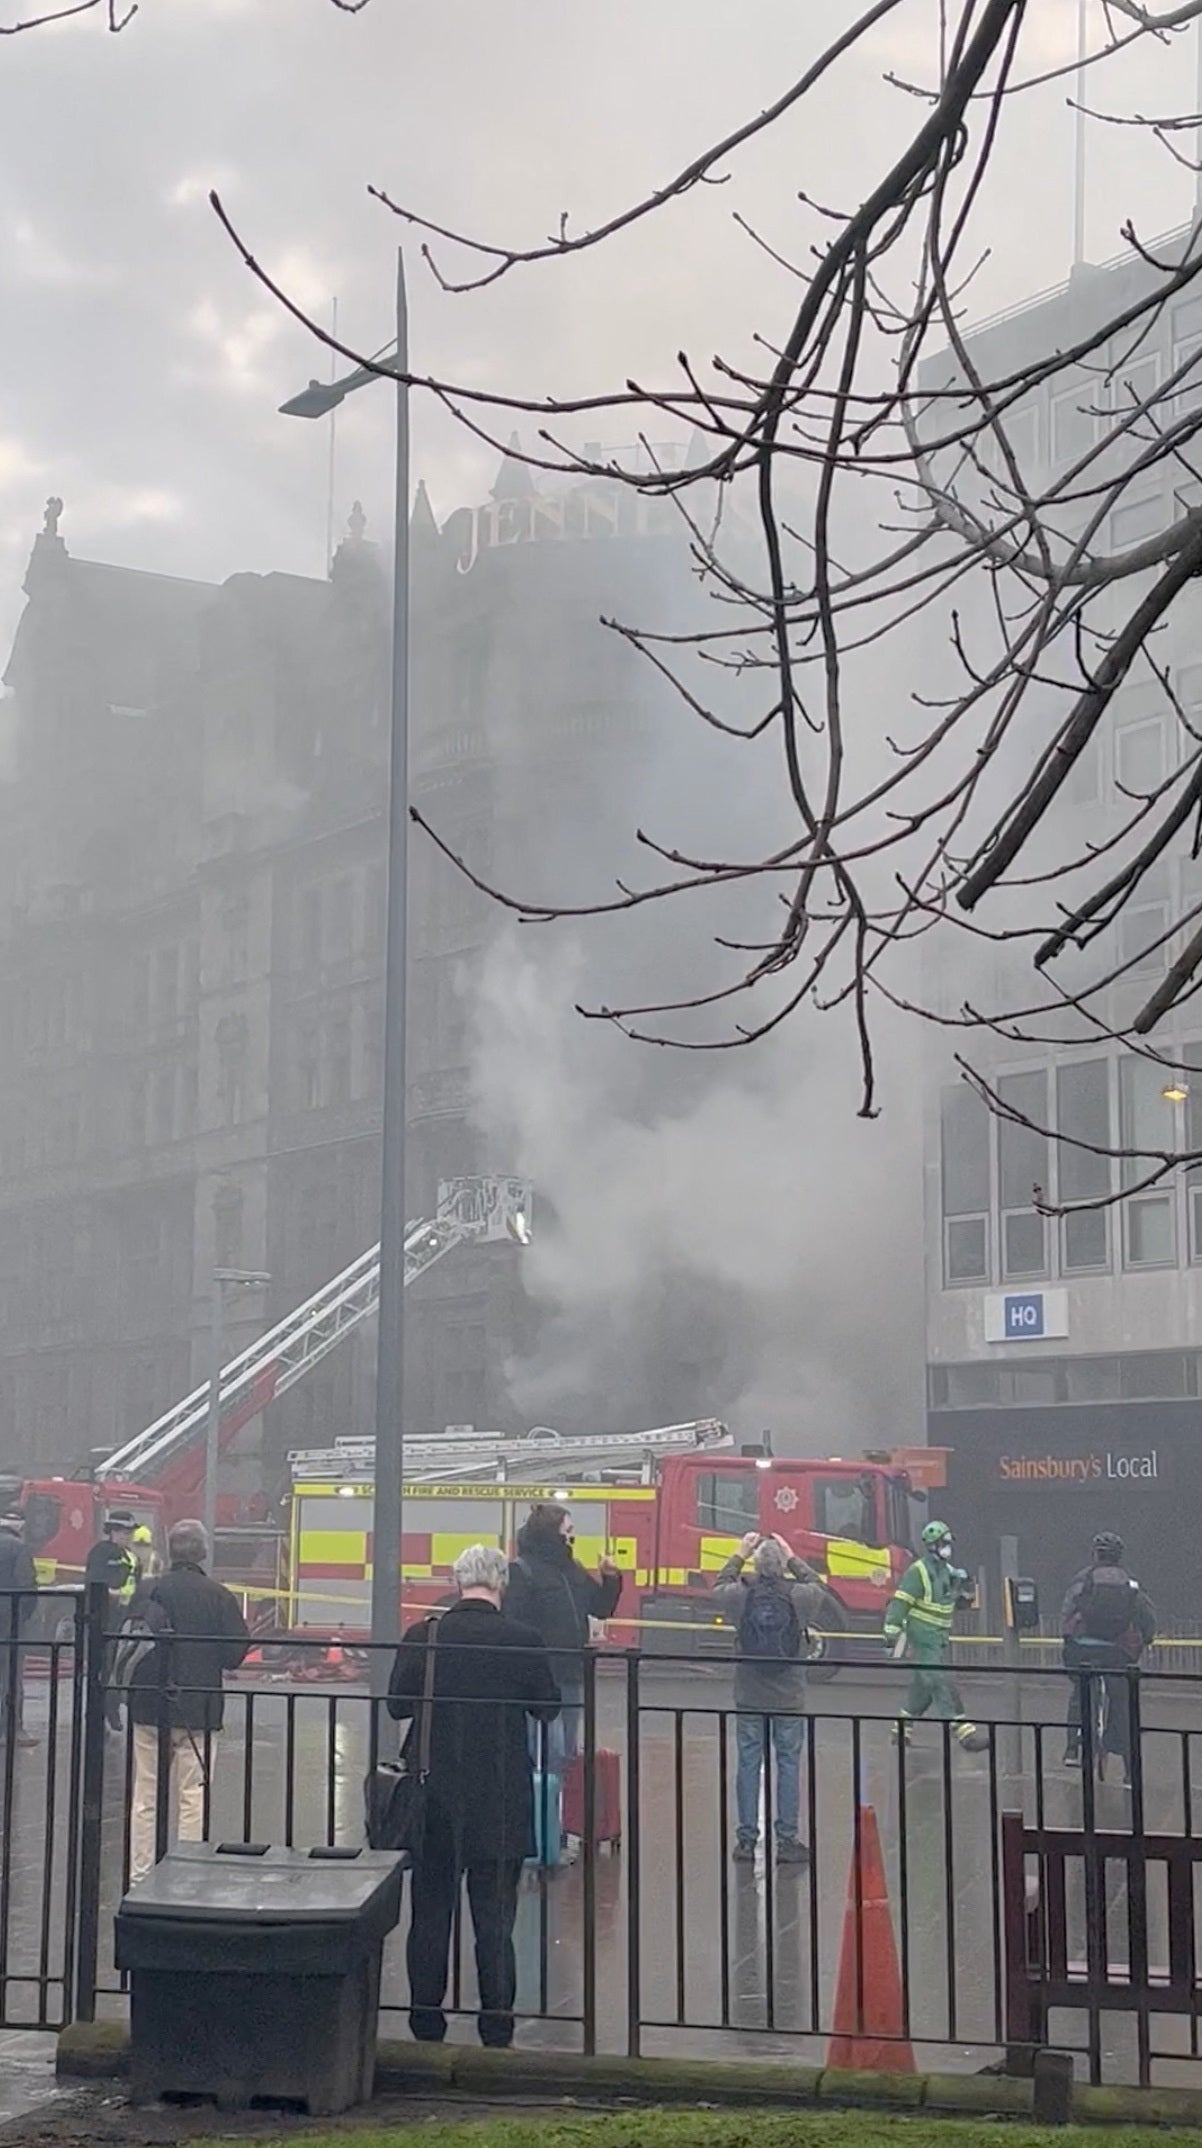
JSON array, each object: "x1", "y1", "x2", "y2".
[{"x1": 0, "y1": 1659, "x2": 1200, "y2": 2085}]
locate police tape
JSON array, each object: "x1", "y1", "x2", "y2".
[{"x1": 44, "y1": 1568, "x2": 1202, "y2": 1650}]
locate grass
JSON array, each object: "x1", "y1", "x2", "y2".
[{"x1": 187, "y1": 2112, "x2": 1202, "y2": 2148}]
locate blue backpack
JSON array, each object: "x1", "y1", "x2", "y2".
[{"x1": 738, "y1": 1578, "x2": 801, "y2": 1660}]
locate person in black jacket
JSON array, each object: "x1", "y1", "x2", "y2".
[
  {"x1": 126, "y1": 1519, "x2": 249, "y2": 1884},
  {"x1": 389, "y1": 1543, "x2": 559, "y2": 2048},
  {"x1": 505, "y1": 1502, "x2": 620, "y2": 1766},
  {"x1": 0, "y1": 1508, "x2": 38, "y2": 1748}
]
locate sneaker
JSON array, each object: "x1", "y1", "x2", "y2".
[
  {"x1": 732, "y1": 1838, "x2": 757, "y2": 1863},
  {"x1": 955, "y1": 1723, "x2": 990, "y2": 1754},
  {"x1": 891, "y1": 1719, "x2": 912, "y2": 1746},
  {"x1": 775, "y1": 1836, "x2": 810, "y2": 1866}
]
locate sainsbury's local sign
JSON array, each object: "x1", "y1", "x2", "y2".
[{"x1": 996, "y1": 1451, "x2": 1160, "y2": 1484}]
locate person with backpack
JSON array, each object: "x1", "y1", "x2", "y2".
[
  {"x1": 712, "y1": 1532, "x2": 823, "y2": 1866},
  {"x1": 121, "y1": 1519, "x2": 249, "y2": 1885},
  {"x1": 884, "y1": 1520, "x2": 989, "y2": 1753},
  {"x1": 1060, "y1": 1531, "x2": 1156, "y2": 1777},
  {"x1": 504, "y1": 1503, "x2": 621, "y2": 1768}
]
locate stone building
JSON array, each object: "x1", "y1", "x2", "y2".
[{"x1": 0, "y1": 447, "x2": 707, "y2": 1494}]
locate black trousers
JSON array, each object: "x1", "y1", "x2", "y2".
[{"x1": 407, "y1": 1815, "x2": 524, "y2": 2048}]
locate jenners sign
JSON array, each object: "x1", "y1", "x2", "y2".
[{"x1": 997, "y1": 1452, "x2": 1159, "y2": 1483}]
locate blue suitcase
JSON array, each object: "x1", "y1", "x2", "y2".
[{"x1": 527, "y1": 1770, "x2": 562, "y2": 1867}]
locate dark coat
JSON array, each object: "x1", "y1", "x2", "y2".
[
  {"x1": 388, "y1": 1598, "x2": 559, "y2": 1865},
  {"x1": 0, "y1": 1529, "x2": 37, "y2": 1632},
  {"x1": 504, "y1": 1546, "x2": 621, "y2": 1681},
  {"x1": 126, "y1": 1562, "x2": 249, "y2": 1733}
]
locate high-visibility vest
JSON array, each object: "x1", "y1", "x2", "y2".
[{"x1": 884, "y1": 1555, "x2": 956, "y2": 1645}]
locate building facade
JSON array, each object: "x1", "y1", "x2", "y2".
[
  {"x1": 0, "y1": 449, "x2": 708, "y2": 1499},
  {"x1": 918, "y1": 232, "x2": 1202, "y2": 1616}
]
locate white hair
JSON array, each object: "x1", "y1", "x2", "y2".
[
  {"x1": 453, "y1": 1543, "x2": 509, "y2": 1595},
  {"x1": 754, "y1": 1539, "x2": 788, "y2": 1579},
  {"x1": 169, "y1": 1519, "x2": 209, "y2": 1566}
]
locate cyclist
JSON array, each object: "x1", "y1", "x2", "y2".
[{"x1": 1060, "y1": 1532, "x2": 1156, "y2": 1778}]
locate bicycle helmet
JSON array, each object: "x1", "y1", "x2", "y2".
[{"x1": 1092, "y1": 1530, "x2": 1124, "y2": 1564}]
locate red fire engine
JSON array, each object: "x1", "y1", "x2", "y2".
[{"x1": 287, "y1": 1425, "x2": 941, "y2": 1669}]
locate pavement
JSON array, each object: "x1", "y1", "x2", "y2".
[{"x1": 0, "y1": 1654, "x2": 1200, "y2": 2114}]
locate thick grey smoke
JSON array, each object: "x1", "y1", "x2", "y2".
[{"x1": 464, "y1": 476, "x2": 925, "y2": 1450}]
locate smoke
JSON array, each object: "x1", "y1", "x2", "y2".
[
  {"x1": 472, "y1": 925, "x2": 921, "y2": 1445},
  {"x1": 464, "y1": 486, "x2": 927, "y2": 1453}
]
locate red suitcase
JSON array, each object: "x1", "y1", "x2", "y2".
[{"x1": 562, "y1": 1749, "x2": 622, "y2": 1849}]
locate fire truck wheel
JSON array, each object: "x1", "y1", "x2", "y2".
[{"x1": 805, "y1": 1592, "x2": 849, "y2": 1684}]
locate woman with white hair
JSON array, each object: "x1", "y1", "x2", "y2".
[{"x1": 389, "y1": 1541, "x2": 559, "y2": 2049}]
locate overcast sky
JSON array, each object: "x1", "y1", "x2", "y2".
[{"x1": 0, "y1": 0, "x2": 1195, "y2": 655}]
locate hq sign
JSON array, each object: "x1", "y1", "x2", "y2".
[{"x1": 983, "y1": 1289, "x2": 1069, "y2": 1344}]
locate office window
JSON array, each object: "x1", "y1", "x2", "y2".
[
  {"x1": 1063, "y1": 733, "x2": 1102, "y2": 809},
  {"x1": 1111, "y1": 496, "x2": 1166, "y2": 550},
  {"x1": 297, "y1": 887, "x2": 321, "y2": 972},
  {"x1": 1116, "y1": 717, "x2": 1166, "y2": 795},
  {"x1": 150, "y1": 1066, "x2": 175, "y2": 1146},
  {"x1": 326, "y1": 1015, "x2": 351, "y2": 1108},
  {"x1": 1117, "y1": 900, "x2": 1169, "y2": 978},
  {"x1": 1051, "y1": 379, "x2": 1096, "y2": 468},
  {"x1": 997, "y1": 1069, "x2": 1048, "y2": 1278},
  {"x1": 1056, "y1": 1058, "x2": 1111, "y2": 1270},
  {"x1": 1101, "y1": 348, "x2": 1159, "y2": 430},
  {"x1": 940, "y1": 1083, "x2": 990, "y2": 1283},
  {"x1": 326, "y1": 878, "x2": 353, "y2": 960},
  {"x1": 1120, "y1": 1054, "x2": 1176, "y2": 1265}
]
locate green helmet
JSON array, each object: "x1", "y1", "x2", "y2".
[{"x1": 922, "y1": 1520, "x2": 953, "y2": 1548}]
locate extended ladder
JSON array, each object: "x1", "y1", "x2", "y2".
[
  {"x1": 287, "y1": 1419, "x2": 733, "y2": 1485},
  {"x1": 102, "y1": 1176, "x2": 532, "y2": 1488}
]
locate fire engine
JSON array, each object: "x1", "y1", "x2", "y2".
[
  {"x1": 286, "y1": 1424, "x2": 939, "y2": 1672},
  {"x1": 4, "y1": 1176, "x2": 532, "y2": 1615}
]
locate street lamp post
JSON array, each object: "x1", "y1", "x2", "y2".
[
  {"x1": 281, "y1": 252, "x2": 410, "y2": 1681},
  {"x1": 204, "y1": 1268, "x2": 271, "y2": 1554}
]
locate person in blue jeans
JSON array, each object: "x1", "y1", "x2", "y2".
[
  {"x1": 505, "y1": 1502, "x2": 622, "y2": 1772},
  {"x1": 713, "y1": 1532, "x2": 823, "y2": 1867}
]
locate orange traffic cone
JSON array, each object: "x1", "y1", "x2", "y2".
[{"x1": 826, "y1": 1805, "x2": 915, "y2": 2073}]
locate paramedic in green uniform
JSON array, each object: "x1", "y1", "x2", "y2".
[{"x1": 884, "y1": 1520, "x2": 988, "y2": 1751}]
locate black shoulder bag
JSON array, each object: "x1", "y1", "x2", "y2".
[{"x1": 364, "y1": 1617, "x2": 440, "y2": 1859}]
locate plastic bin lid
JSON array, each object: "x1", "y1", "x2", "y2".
[{"x1": 120, "y1": 1843, "x2": 405, "y2": 1925}]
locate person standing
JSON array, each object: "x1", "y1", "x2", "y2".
[
  {"x1": 0, "y1": 1507, "x2": 38, "y2": 1748},
  {"x1": 712, "y1": 1532, "x2": 822, "y2": 1866},
  {"x1": 1060, "y1": 1531, "x2": 1155, "y2": 1779},
  {"x1": 126, "y1": 1519, "x2": 249, "y2": 1886},
  {"x1": 84, "y1": 1507, "x2": 140, "y2": 1733},
  {"x1": 504, "y1": 1502, "x2": 620, "y2": 1767},
  {"x1": 884, "y1": 1519, "x2": 988, "y2": 1752},
  {"x1": 390, "y1": 1544, "x2": 559, "y2": 2049}
]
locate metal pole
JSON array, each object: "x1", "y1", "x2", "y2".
[
  {"x1": 1072, "y1": 0, "x2": 1087, "y2": 270},
  {"x1": 203, "y1": 1279, "x2": 223, "y2": 1553},
  {"x1": 369, "y1": 247, "x2": 410, "y2": 1689}
]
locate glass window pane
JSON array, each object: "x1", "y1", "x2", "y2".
[
  {"x1": 945, "y1": 1363, "x2": 999, "y2": 1407},
  {"x1": 945, "y1": 1216, "x2": 987, "y2": 1283},
  {"x1": 1124, "y1": 1191, "x2": 1175, "y2": 1266},
  {"x1": 1010, "y1": 1363, "x2": 1062, "y2": 1406},
  {"x1": 1051, "y1": 380, "x2": 1095, "y2": 467},
  {"x1": 940, "y1": 1084, "x2": 990, "y2": 1216},
  {"x1": 1003, "y1": 1209, "x2": 1046, "y2": 1277},
  {"x1": 1063, "y1": 1206, "x2": 1108, "y2": 1271},
  {"x1": 1116, "y1": 719, "x2": 1166, "y2": 793},
  {"x1": 1056, "y1": 1059, "x2": 1111, "y2": 1199},
  {"x1": 1120, "y1": 1351, "x2": 1188, "y2": 1399},
  {"x1": 1120, "y1": 1056, "x2": 1175, "y2": 1186},
  {"x1": 997, "y1": 1071, "x2": 1048, "y2": 1208},
  {"x1": 1117, "y1": 904, "x2": 1168, "y2": 977},
  {"x1": 1064, "y1": 1356, "x2": 1121, "y2": 1402}
]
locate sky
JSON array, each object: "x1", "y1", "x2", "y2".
[{"x1": 0, "y1": 0, "x2": 1196, "y2": 659}]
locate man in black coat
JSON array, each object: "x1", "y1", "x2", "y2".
[
  {"x1": 389, "y1": 1542, "x2": 559, "y2": 2048},
  {"x1": 126, "y1": 1518, "x2": 249, "y2": 1884},
  {"x1": 505, "y1": 1502, "x2": 621, "y2": 1765},
  {"x1": 0, "y1": 1508, "x2": 38, "y2": 1747}
]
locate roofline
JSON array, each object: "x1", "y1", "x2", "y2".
[{"x1": 962, "y1": 217, "x2": 1198, "y2": 343}]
